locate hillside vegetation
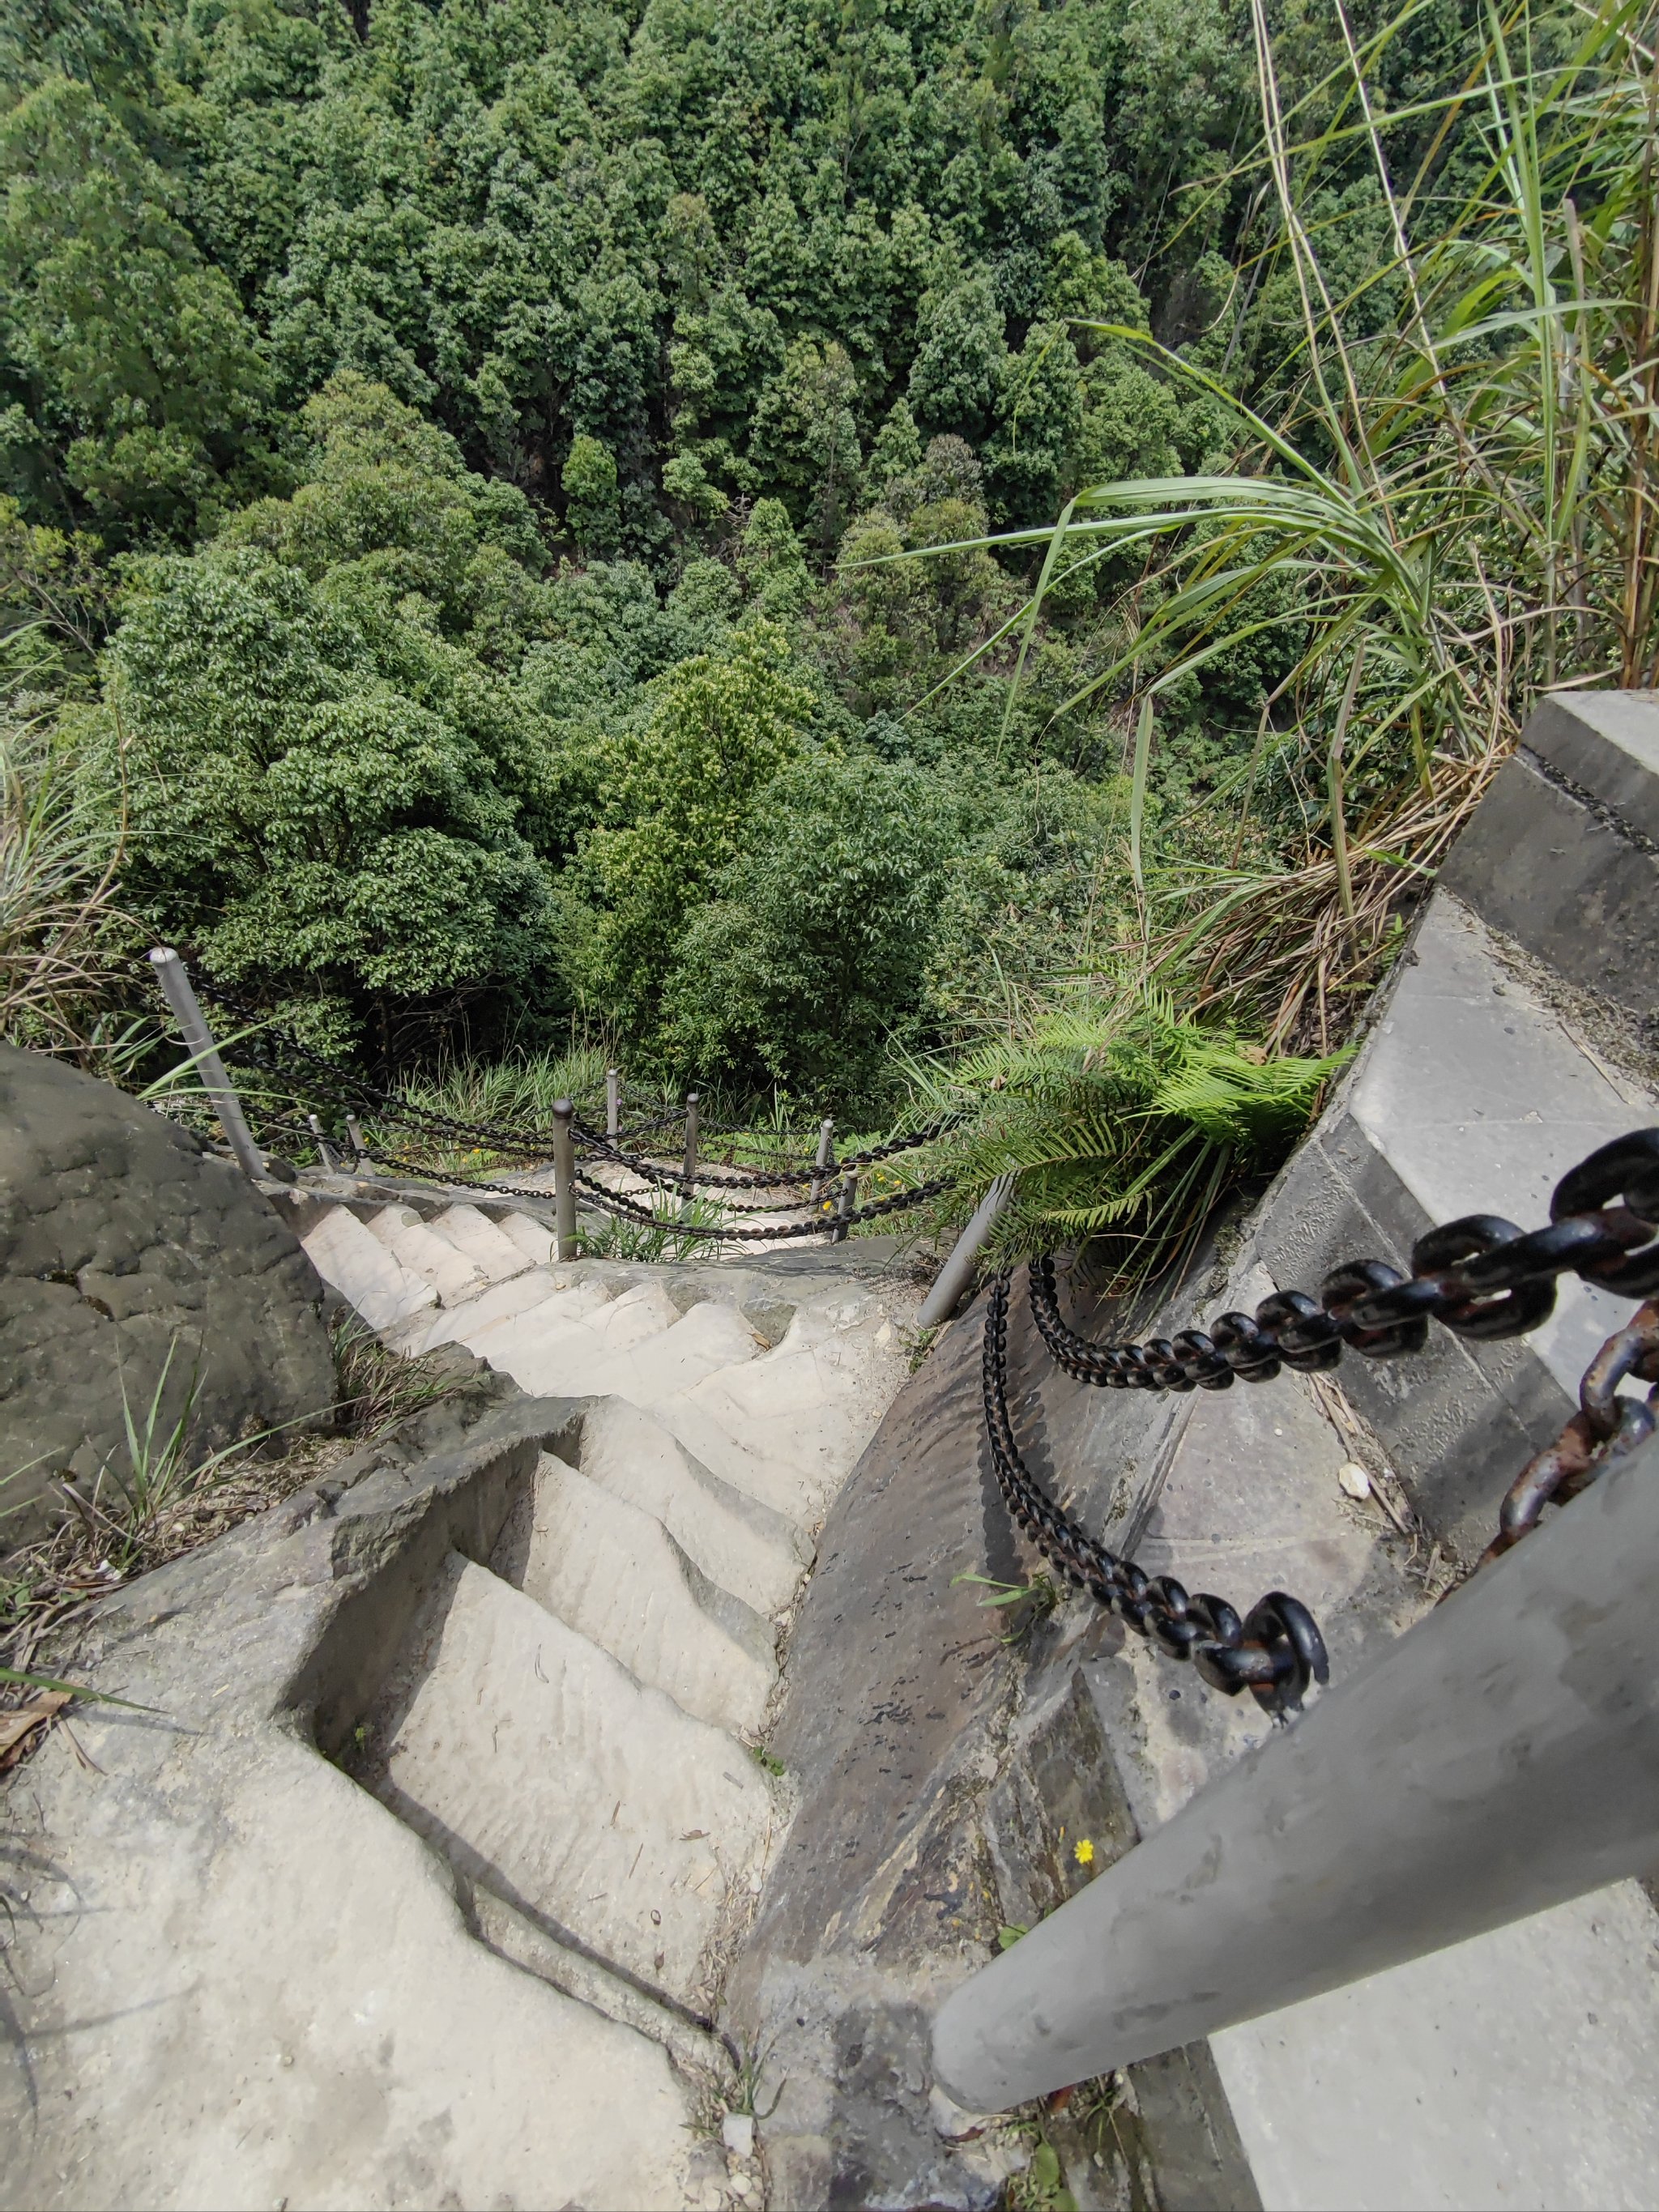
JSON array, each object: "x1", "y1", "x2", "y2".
[{"x1": 3, "y1": 0, "x2": 1654, "y2": 1259}]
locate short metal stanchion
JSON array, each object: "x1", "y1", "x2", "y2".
[
  {"x1": 681, "y1": 1090, "x2": 700, "y2": 1222},
  {"x1": 307, "y1": 1114, "x2": 340, "y2": 1172},
  {"x1": 917, "y1": 1174, "x2": 1014, "y2": 1327},
  {"x1": 834, "y1": 1172, "x2": 857, "y2": 1242},
  {"x1": 606, "y1": 1067, "x2": 621, "y2": 1139},
  {"x1": 147, "y1": 948, "x2": 267, "y2": 1182},
  {"x1": 345, "y1": 1115, "x2": 375, "y2": 1173},
  {"x1": 811, "y1": 1116, "x2": 835, "y2": 1205},
  {"x1": 550, "y1": 1099, "x2": 578, "y2": 1261}
]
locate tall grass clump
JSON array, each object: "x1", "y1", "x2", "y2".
[
  {"x1": 0, "y1": 696, "x2": 128, "y2": 1059},
  {"x1": 906, "y1": 0, "x2": 1657, "y2": 1271},
  {"x1": 940, "y1": 0, "x2": 1658, "y2": 1050}
]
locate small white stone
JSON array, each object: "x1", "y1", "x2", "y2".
[
  {"x1": 1338, "y1": 1460, "x2": 1373, "y2": 1500},
  {"x1": 731, "y1": 2176, "x2": 753, "y2": 2200},
  {"x1": 722, "y1": 2112, "x2": 756, "y2": 2159}
]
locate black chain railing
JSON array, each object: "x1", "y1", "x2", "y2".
[
  {"x1": 991, "y1": 1129, "x2": 1659, "y2": 1717},
  {"x1": 188, "y1": 976, "x2": 952, "y2": 1242}
]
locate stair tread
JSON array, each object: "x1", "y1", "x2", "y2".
[
  {"x1": 501, "y1": 1451, "x2": 775, "y2": 1735},
  {"x1": 374, "y1": 1553, "x2": 775, "y2": 2004},
  {"x1": 497, "y1": 1208, "x2": 557, "y2": 1265},
  {"x1": 578, "y1": 1397, "x2": 804, "y2": 1617},
  {"x1": 416, "y1": 1268, "x2": 611, "y2": 1353},
  {"x1": 301, "y1": 1207, "x2": 437, "y2": 1332},
  {"x1": 366, "y1": 1205, "x2": 489, "y2": 1306},
  {"x1": 480, "y1": 1296, "x2": 761, "y2": 1406},
  {"x1": 429, "y1": 1203, "x2": 533, "y2": 1283}
]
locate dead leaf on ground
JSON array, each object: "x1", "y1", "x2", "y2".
[{"x1": 0, "y1": 1691, "x2": 70, "y2": 1770}]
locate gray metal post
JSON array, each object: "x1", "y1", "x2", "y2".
[
  {"x1": 606, "y1": 1067, "x2": 621, "y2": 1140},
  {"x1": 932, "y1": 1427, "x2": 1659, "y2": 2114},
  {"x1": 307, "y1": 1114, "x2": 340, "y2": 1173},
  {"x1": 549, "y1": 1099, "x2": 578, "y2": 1261},
  {"x1": 345, "y1": 1115, "x2": 374, "y2": 1173},
  {"x1": 680, "y1": 1091, "x2": 699, "y2": 1222},
  {"x1": 916, "y1": 1174, "x2": 1014, "y2": 1328},
  {"x1": 834, "y1": 1171, "x2": 857, "y2": 1242},
  {"x1": 147, "y1": 948, "x2": 266, "y2": 1182},
  {"x1": 811, "y1": 1116, "x2": 835, "y2": 1206}
]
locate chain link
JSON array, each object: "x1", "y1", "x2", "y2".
[
  {"x1": 983, "y1": 1274, "x2": 1329, "y2": 1715},
  {"x1": 1474, "y1": 1296, "x2": 1659, "y2": 1570},
  {"x1": 1026, "y1": 1129, "x2": 1659, "y2": 1393},
  {"x1": 992, "y1": 1128, "x2": 1659, "y2": 1716}
]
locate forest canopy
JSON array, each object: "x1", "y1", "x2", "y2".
[{"x1": 0, "y1": 0, "x2": 1574, "y2": 1125}]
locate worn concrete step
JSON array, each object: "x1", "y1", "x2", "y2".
[
  {"x1": 578, "y1": 1396, "x2": 807, "y2": 1618},
  {"x1": 501, "y1": 1449, "x2": 777, "y2": 1736},
  {"x1": 479, "y1": 1295, "x2": 764, "y2": 1410},
  {"x1": 497, "y1": 1208, "x2": 556, "y2": 1266},
  {"x1": 365, "y1": 1203, "x2": 488, "y2": 1306},
  {"x1": 642, "y1": 1293, "x2": 912, "y2": 1527},
  {"x1": 300, "y1": 1206, "x2": 437, "y2": 1333},
  {"x1": 467, "y1": 1880, "x2": 727, "y2": 2086},
  {"x1": 373, "y1": 1552, "x2": 776, "y2": 2005},
  {"x1": 427, "y1": 1201, "x2": 533, "y2": 1284},
  {"x1": 413, "y1": 1269, "x2": 615, "y2": 1357}
]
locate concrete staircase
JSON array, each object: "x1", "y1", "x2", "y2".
[{"x1": 285, "y1": 1190, "x2": 915, "y2": 2193}]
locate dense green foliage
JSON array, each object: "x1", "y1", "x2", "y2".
[{"x1": 2, "y1": 0, "x2": 1557, "y2": 1130}]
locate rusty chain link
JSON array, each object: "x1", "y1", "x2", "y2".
[
  {"x1": 1476, "y1": 1296, "x2": 1659, "y2": 1569},
  {"x1": 991, "y1": 1128, "x2": 1659, "y2": 1715}
]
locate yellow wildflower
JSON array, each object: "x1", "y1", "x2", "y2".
[{"x1": 1073, "y1": 1838, "x2": 1094, "y2": 1867}]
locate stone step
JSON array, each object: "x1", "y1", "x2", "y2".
[
  {"x1": 373, "y1": 1552, "x2": 777, "y2": 2007},
  {"x1": 497, "y1": 1208, "x2": 556, "y2": 1266},
  {"x1": 578, "y1": 1396, "x2": 807, "y2": 1618},
  {"x1": 500, "y1": 1450, "x2": 777, "y2": 1736},
  {"x1": 666, "y1": 1294, "x2": 908, "y2": 1526},
  {"x1": 468, "y1": 1880, "x2": 727, "y2": 2086},
  {"x1": 476, "y1": 1295, "x2": 763, "y2": 1412},
  {"x1": 300, "y1": 1206, "x2": 437, "y2": 1333},
  {"x1": 427, "y1": 1202, "x2": 532, "y2": 1284},
  {"x1": 365, "y1": 1203, "x2": 488, "y2": 1306},
  {"x1": 413, "y1": 1268, "x2": 614, "y2": 1356}
]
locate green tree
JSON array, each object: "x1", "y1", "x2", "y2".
[
  {"x1": 0, "y1": 77, "x2": 271, "y2": 539},
  {"x1": 561, "y1": 435, "x2": 621, "y2": 557},
  {"x1": 567, "y1": 623, "x2": 821, "y2": 1040},
  {"x1": 737, "y1": 498, "x2": 811, "y2": 616},
  {"x1": 749, "y1": 339, "x2": 863, "y2": 549},
  {"x1": 662, "y1": 754, "x2": 952, "y2": 1106},
  {"x1": 109, "y1": 544, "x2": 556, "y2": 1046}
]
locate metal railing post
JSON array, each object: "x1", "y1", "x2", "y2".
[
  {"x1": 307, "y1": 1114, "x2": 340, "y2": 1173},
  {"x1": 932, "y1": 1426, "x2": 1659, "y2": 2113},
  {"x1": 606, "y1": 1066, "x2": 621, "y2": 1140},
  {"x1": 147, "y1": 948, "x2": 267, "y2": 1183},
  {"x1": 345, "y1": 1115, "x2": 374, "y2": 1173},
  {"x1": 680, "y1": 1090, "x2": 699, "y2": 1222},
  {"x1": 916, "y1": 1174, "x2": 1013, "y2": 1328},
  {"x1": 834, "y1": 1171, "x2": 857, "y2": 1242},
  {"x1": 550, "y1": 1099, "x2": 578, "y2": 1261},
  {"x1": 811, "y1": 1115, "x2": 835, "y2": 1206}
]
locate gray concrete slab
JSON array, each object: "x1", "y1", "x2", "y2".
[
  {"x1": 1525, "y1": 685, "x2": 1659, "y2": 842},
  {"x1": 1212, "y1": 1882, "x2": 1659, "y2": 2212},
  {"x1": 1348, "y1": 892, "x2": 1651, "y2": 1397},
  {"x1": 1440, "y1": 694, "x2": 1659, "y2": 1019},
  {"x1": 1253, "y1": 890, "x2": 1656, "y2": 1553}
]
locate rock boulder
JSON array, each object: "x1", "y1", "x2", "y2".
[{"x1": 0, "y1": 1043, "x2": 335, "y2": 1546}]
